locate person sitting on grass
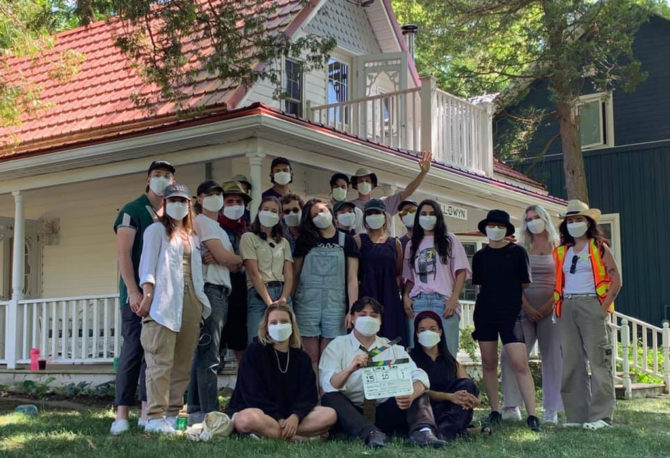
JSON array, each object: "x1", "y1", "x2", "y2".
[
  {"x1": 227, "y1": 305, "x2": 337, "y2": 440},
  {"x1": 319, "y1": 297, "x2": 446, "y2": 449}
]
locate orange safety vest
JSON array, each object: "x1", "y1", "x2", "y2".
[{"x1": 553, "y1": 238, "x2": 613, "y2": 317}]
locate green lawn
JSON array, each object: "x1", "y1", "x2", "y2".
[{"x1": 1, "y1": 397, "x2": 670, "y2": 457}]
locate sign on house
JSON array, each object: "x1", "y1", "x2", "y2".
[{"x1": 440, "y1": 203, "x2": 468, "y2": 221}]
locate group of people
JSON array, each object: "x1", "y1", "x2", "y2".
[{"x1": 109, "y1": 154, "x2": 621, "y2": 447}]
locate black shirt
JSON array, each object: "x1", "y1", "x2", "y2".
[
  {"x1": 226, "y1": 340, "x2": 317, "y2": 420},
  {"x1": 472, "y1": 243, "x2": 531, "y2": 314}
]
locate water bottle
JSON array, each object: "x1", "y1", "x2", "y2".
[
  {"x1": 30, "y1": 348, "x2": 40, "y2": 371},
  {"x1": 15, "y1": 404, "x2": 38, "y2": 416}
]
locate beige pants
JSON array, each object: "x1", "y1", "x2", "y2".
[
  {"x1": 141, "y1": 283, "x2": 202, "y2": 419},
  {"x1": 558, "y1": 295, "x2": 615, "y2": 423}
]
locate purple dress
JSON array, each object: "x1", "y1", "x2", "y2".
[{"x1": 358, "y1": 234, "x2": 406, "y2": 345}]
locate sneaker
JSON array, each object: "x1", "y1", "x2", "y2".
[
  {"x1": 486, "y1": 411, "x2": 502, "y2": 426},
  {"x1": 110, "y1": 419, "x2": 129, "y2": 436},
  {"x1": 165, "y1": 416, "x2": 178, "y2": 430},
  {"x1": 563, "y1": 422, "x2": 583, "y2": 428},
  {"x1": 138, "y1": 417, "x2": 148, "y2": 429},
  {"x1": 364, "y1": 429, "x2": 387, "y2": 448},
  {"x1": 408, "y1": 429, "x2": 446, "y2": 448},
  {"x1": 145, "y1": 418, "x2": 177, "y2": 435},
  {"x1": 527, "y1": 415, "x2": 541, "y2": 432},
  {"x1": 188, "y1": 412, "x2": 205, "y2": 426},
  {"x1": 502, "y1": 406, "x2": 522, "y2": 421},
  {"x1": 543, "y1": 410, "x2": 558, "y2": 424},
  {"x1": 583, "y1": 419, "x2": 612, "y2": 430}
]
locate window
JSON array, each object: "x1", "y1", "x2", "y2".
[
  {"x1": 458, "y1": 237, "x2": 488, "y2": 302},
  {"x1": 577, "y1": 92, "x2": 614, "y2": 150},
  {"x1": 328, "y1": 59, "x2": 348, "y2": 123},
  {"x1": 598, "y1": 213, "x2": 622, "y2": 270},
  {"x1": 284, "y1": 58, "x2": 303, "y2": 117}
]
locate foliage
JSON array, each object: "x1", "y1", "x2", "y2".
[
  {"x1": 616, "y1": 339, "x2": 666, "y2": 385},
  {"x1": 6, "y1": 379, "x2": 115, "y2": 400},
  {"x1": 459, "y1": 325, "x2": 479, "y2": 362}
]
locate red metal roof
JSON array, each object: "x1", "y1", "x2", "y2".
[
  {"x1": 493, "y1": 158, "x2": 546, "y2": 189},
  {"x1": 0, "y1": 0, "x2": 307, "y2": 157}
]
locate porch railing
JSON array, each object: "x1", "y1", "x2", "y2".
[
  {"x1": 0, "y1": 300, "x2": 7, "y2": 364},
  {"x1": 308, "y1": 76, "x2": 493, "y2": 176}
]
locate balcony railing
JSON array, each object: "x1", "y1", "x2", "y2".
[{"x1": 308, "y1": 76, "x2": 494, "y2": 176}]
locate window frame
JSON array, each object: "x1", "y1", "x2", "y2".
[
  {"x1": 283, "y1": 57, "x2": 304, "y2": 118},
  {"x1": 598, "y1": 213, "x2": 622, "y2": 270},
  {"x1": 577, "y1": 91, "x2": 615, "y2": 151},
  {"x1": 455, "y1": 235, "x2": 488, "y2": 302}
]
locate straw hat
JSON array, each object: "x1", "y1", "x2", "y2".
[{"x1": 561, "y1": 200, "x2": 601, "y2": 224}]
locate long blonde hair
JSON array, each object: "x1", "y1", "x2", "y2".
[
  {"x1": 257, "y1": 304, "x2": 302, "y2": 349},
  {"x1": 517, "y1": 204, "x2": 560, "y2": 250}
]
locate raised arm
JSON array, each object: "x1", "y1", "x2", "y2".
[{"x1": 398, "y1": 151, "x2": 432, "y2": 201}]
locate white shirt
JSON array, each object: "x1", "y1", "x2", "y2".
[
  {"x1": 319, "y1": 332, "x2": 430, "y2": 407},
  {"x1": 563, "y1": 245, "x2": 596, "y2": 294},
  {"x1": 139, "y1": 222, "x2": 211, "y2": 332},
  {"x1": 193, "y1": 214, "x2": 233, "y2": 291}
]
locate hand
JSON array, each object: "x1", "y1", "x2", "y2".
[
  {"x1": 418, "y1": 151, "x2": 432, "y2": 174},
  {"x1": 395, "y1": 394, "x2": 414, "y2": 410},
  {"x1": 449, "y1": 390, "x2": 478, "y2": 409},
  {"x1": 403, "y1": 296, "x2": 414, "y2": 319},
  {"x1": 279, "y1": 414, "x2": 299, "y2": 439},
  {"x1": 128, "y1": 291, "x2": 143, "y2": 313},
  {"x1": 344, "y1": 314, "x2": 353, "y2": 330},
  {"x1": 601, "y1": 304, "x2": 611, "y2": 317},
  {"x1": 443, "y1": 297, "x2": 458, "y2": 318},
  {"x1": 137, "y1": 294, "x2": 152, "y2": 317},
  {"x1": 202, "y1": 252, "x2": 216, "y2": 265},
  {"x1": 347, "y1": 353, "x2": 368, "y2": 373},
  {"x1": 526, "y1": 308, "x2": 543, "y2": 322},
  {"x1": 271, "y1": 297, "x2": 288, "y2": 307}
]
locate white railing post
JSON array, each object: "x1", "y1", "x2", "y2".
[
  {"x1": 621, "y1": 319, "x2": 632, "y2": 400},
  {"x1": 419, "y1": 76, "x2": 438, "y2": 156},
  {"x1": 5, "y1": 191, "x2": 25, "y2": 369},
  {"x1": 246, "y1": 151, "x2": 266, "y2": 221},
  {"x1": 663, "y1": 321, "x2": 670, "y2": 394},
  {"x1": 474, "y1": 100, "x2": 495, "y2": 176}
]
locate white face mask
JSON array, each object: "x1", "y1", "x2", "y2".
[
  {"x1": 357, "y1": 182, "x2": 372, "y2": 196},
  {"x1": 365, "y1": 214, "x2": 385, "y2": 230},
  {"x1": 274, "y1": 171, "x2": 291, "y2": 186},
  {"x1": 202, "y1": 194, "x2": 223, "y2": 212},
  {"x1": 149, "y1": 176, "x2": 171, "y2": 196},
  {"x1": 417, "y1": 330, "x2": 441, "y2": 349},
  {"x1": 402, "y1": 212, "x2": 415, "y2": 228},
  {"x1": 283, "y1": 211, "x2": 302, "y2": 227},
  {"x1": 526, "y1": 219, "x2": 546, "y2": 235},
  {"x1": 567, "y1": 221, "x2": 588, "y2": 238},
  {"x1": 332, "y1": 187, "x2": 347, "y2": 202},
  {"x1": 258, "y1": 210, "x2": 280, "y2": 228},
  {"x1": 268, "y1": 323, "x2": 293, "y2": 342},
  {"x1": 419, "y1": 215, "x2": 437, "y2": 231},
  {"x1": 486, "y1": 226, "x2": 507, "y2": 241},
  {"x1": 223, "y1": 204, "x2": 245, "y2": 221},
  {"x1": 354, "y1": 315, "x2": 381, "y2": 337},
  {"x1": 337, "y1": 212, "x2": 355, "y2": 228},
  {"x1": 312, "y1": 211, "x2": 333, "y2": 229},
  {"x1": 166, "y1": 201, "x2": 189, "y2": 220}
]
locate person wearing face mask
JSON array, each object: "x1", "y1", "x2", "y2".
[
  {"x1": 397, "y1": 200, "x2": 418, "y2": 252},
  {"x1": 320, "y1": 297, "x2": 445, "y2": 448},
  {"x1": 187, "y1": 180, "x2": 244, "y2": 424},
  {"x1": 293, "y1": 198, "x2": 360, "y2": 377},
  {"x1": 110, "y1": 160, "x2": 175, "y2": 435},
  {"x1": 330, "y1": 173, "x2": 364, "y2": 234},
  {"x1": 230, "y1": 174, "x2": 253, "y2": 221},
  {"x1": 353, "y1": 199, "x2": 405, "y2": 345},
  {"x1": 334, "y1": 200, "x2": 358, "y2": 235},
  {"x1": 280, "y1": 193, "x2": 304, "y2": 253},
  {"x1": 554, "y1": 200, "x2": 621, "y2": 430},
  {"x1": 228, "y1": 305, "x2": 337, "y2": 440},
  {"x1": 217, "y1": 181, "x2": 252, "y2": 365},
  {"x1": 137, "y1": 184, "x2": 211, "y2": 435},
  {"x1": 240, "y1": 197, "x2": 294, "y2": 345},
  {"x1": 500, "y1": 205, "x2": 563, "y2": 424},
  {"x1": 409, "y1": 311, "x2": 485, "y2": 440},
  {"x1": 402, "y1": 200, "x2": 471, "y2": 356},
  {"x1": 262, "y1": 157, "x2": 293, "y2": 199},
  {"x1": 471, "y1": 209, "x2": 539, "y2": 432},
  {"x1": 349, "y1": 152, "x2": 432, "y2": 231}
]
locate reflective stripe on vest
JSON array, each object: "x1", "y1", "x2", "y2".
[{"x1": 553, "y1": 239, "x2": 613, "y2": 317}]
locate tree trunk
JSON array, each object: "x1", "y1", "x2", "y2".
[{"x1": 556, "y1": 101, "x2": 589, "y2": 203}]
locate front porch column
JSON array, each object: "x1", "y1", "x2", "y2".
[
  {"x1": 5, "y1": 191, "x2": 25, "y2": 369},
  {"x1": 246, "y1": 152, "x2": 266, "y2": 220}
]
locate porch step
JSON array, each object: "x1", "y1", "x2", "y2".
[{"x1": 615, "y1": 383, "x2": 666, "y2": 399}]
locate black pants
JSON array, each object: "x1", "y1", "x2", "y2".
[
  {"x1": 434, "y1": 378, "x2": 479, "y2": 440},
  {"x1": 114, "y1": 304, "x2": 147, "y2": 406},
  {"x1": 321, "y1": 391, "x2": 437, "y2": 441}
]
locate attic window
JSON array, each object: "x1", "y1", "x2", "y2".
[
  {"x1": 577, "y1": 92, "x2": 614, "y2": 150},
  {"x1": 328, "y1": 59, "x2": 349, "y2": 123},
  {"x1": 284, "y1": 58, "x2": 303, "y2": 117}
]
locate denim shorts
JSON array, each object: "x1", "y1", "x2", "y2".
[{"x1": 246, "y1": 284, "x2": 291, "y2": 344}]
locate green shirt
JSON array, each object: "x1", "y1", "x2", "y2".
[{"x1": 113, "y1": 194, "x2": 159, "y2": 306}]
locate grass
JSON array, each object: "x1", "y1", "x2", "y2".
[{"x1": 1, "y1": 397, "x2": 670, "y2": 458}]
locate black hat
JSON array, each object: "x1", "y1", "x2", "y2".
[
  {"x1": 364, "y1": 198, "x2": 386, "y2": 213},
  {"x1": 147, "y1": 160, "x2": 175, "y2": 175},
  {"x1": 196, "y1": 180, "x2": 223, "y2": 196},
  {"x1": 164, "y1": 183, "x2": 191, "y2": 200},
  {"x1": 333, "y1": 200, "x2": 356, "y2": 213},
  {"x1": 477, "y1": 209, "x2": 515, "y2": 236},
  {"x1": 397, "y1": 199, "x2": 418, "y2": 213}
]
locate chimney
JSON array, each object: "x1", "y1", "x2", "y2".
[{"x1": 401, "y1": 24, "x2": 418, "y2": 59}]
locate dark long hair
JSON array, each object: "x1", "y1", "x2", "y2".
[
  {"x1": 249, "y1": 196, "x2": 284, "y2": 243},
  {"x1": 409, "y1": 199, "x2": 451, "y2": 269},
  {"x1": 296, "y1": 198, "x2": 333, "y2": 251},
  {"x1": 412, "y1": 311, "x2": 458, "y2": 381},
  {"x1": 558, "y1": 216, "x2": 609, "y2": 248}
]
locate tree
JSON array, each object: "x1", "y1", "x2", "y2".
[{"x1": 394, "y1": 0, "x2": 669, "y2": 202}]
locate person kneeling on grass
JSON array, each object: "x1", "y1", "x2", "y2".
[
  {"x1": 319, "y1": 297, "x2": 446, "y2": 449},
  {"x1": 227, "y1": 305, "x2": 336, "y2": 440}
]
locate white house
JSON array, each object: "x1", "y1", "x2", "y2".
[{"x1": 0, "y1": 0, "x2": 567, "y2": 370}]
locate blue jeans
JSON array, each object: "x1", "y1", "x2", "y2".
[
  {"x1": 247, "y1": 284, "x2": 290, "y2": 344},
  {"x1": 187, "y1": 284, "x2": 229, "y2": 415},
  {"x1": 407, "y1": 293, "x2": 460, "y2": 357}
]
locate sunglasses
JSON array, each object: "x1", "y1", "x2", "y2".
[
  {"x1": 282, "y1": 208, "x2": 301, "y2": 215},
  {"x1": 400, "y1": 208, "x2": 417, "y2": 217},
  {"x1": 569, "y1": 255, "x2": 579, "y2": 274}
]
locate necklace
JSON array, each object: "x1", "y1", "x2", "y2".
[{"x1": 273, "y1": 347, "x2": 290, "y2": 374}]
